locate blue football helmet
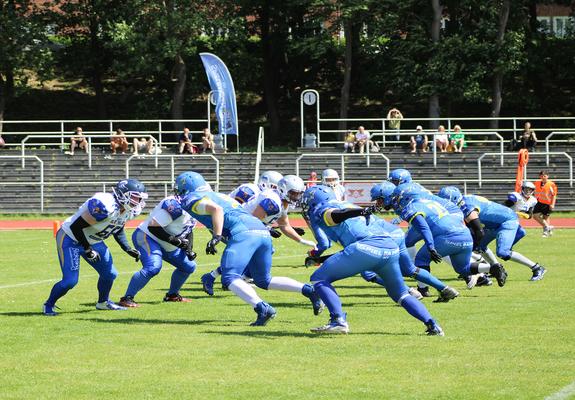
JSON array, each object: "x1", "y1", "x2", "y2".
[
  {"x1": 175, "y1": 171, "x2": 212, "y2": 198},
  {"x1": 301, "y1": 185, "x2": 336, "y2": 218},
  {"x1": 370, "y1": 181, "x2": 396, "y2": 210},
  {"x1": 437, "y1": 186, "x2": 464, "y2": 206},
  {"x1": 388, "y1": 168, "x2": 412, "y2": 186},
  {"x1": 391, "y1": 182, "x2": 424, "y2": 211},
  {"x1": 113, "y1": 178, "x2": 148, "y2": 216}
]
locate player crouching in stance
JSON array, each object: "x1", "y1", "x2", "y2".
[
  {"x1": 179, "y1": 171, "x2": 322, "y2": 326},
  {"x1": 118, "y1": 183, "x2": 197, "y2": 307},
  {"x1": 43, "y1": 179, "x2": 148, "y2": 316},
  {"x1": 302, "y1": 185, "x2": 444, "y2": 336}
]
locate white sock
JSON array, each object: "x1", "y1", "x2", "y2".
[
  {"x1": 443, "y1": 255, "x2": 452, "y2": 266},
  {"x1": 210, "y1": 269, "x2": 221, "y2": 279},
  {"x1": 228, "y1": 279, "x2": 262, "y2": 307},
  {"x1": 407, "y1": 246, "x2": 417, "y2": 260},
  {"x1": 268, "y1": 276, "x2": 304, "y2": 293},
  {"x1": 510, "y1": 251, "x2": 537, "y2": 269},
  {"x1": 471, "y1": 252, "x2": 483, "y2": 262},
  {"x1": 477, "y1": 262, "x2": 491, "y2": 273},
  {"x1": 482, "y1": 248, "x2": 498, "y2": 265}
]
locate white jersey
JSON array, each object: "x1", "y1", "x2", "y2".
[
  {"x1": 139, "y1": 196, "x2": 196, "y2": 252},
  {"x1": 508, "y1": 192, "x2": 537, "y2": 213},
  {"x1": 243, "y1": 189, "x2": 284, "y2": 226},
  {"x1": 62, "y1": 193, "x2": 133, "y2": 245},
  {"x1": 229, "y1": 183, "x2": 260, "y2": 204},
  {"x1": 331, "y1": 184, "x2": 346, "y2": 201}
]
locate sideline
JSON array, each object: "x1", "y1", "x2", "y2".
[
  {"x1": 545, "y1": 381, "x2": 575, "y2": 400},
  {"x1": 0, "y1": 254, "x2": 307, "y2": 290}
]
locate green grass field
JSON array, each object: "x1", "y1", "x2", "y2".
[{"x1": 1, "y1": 228, "x2": 574, "y2": 400}]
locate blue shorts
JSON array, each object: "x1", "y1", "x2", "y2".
[
  {"x1": 415, "y1": 232, "x2": 473, "y2": 275},
  {"x1": 480, "y1": 219, "x2": 525, "y2": 259}
]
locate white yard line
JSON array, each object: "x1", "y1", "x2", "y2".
[
  {"x1": 0, "y1": 254, "x2": 305, "y2": 290},
  {"x1": 545, "y1": 381, "x2": 575, "y2": 400}
]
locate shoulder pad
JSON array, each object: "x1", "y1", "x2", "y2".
[
  {"x1": 161, "y1": 198, "x2": 183, "y2": 219},
  {"x1": 259, "y1": 197, "x2": 281, "y2": 216},
  {"x1": 87, "y1": 198, "x2": 110, "y2": 221}
]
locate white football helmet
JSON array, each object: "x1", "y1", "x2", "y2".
[
  {"x1": 258, "y1": 171, "x2": 284, "y2": 190},
  {"x1": 322, "y1": 168, "x2": 340, "y2": 188},
  {"x1": 278, "y1": 175, "x2": 306, "y2": 205},
  {"x1": 521, "y1": 181, "x2": 536, "y2": 197}
]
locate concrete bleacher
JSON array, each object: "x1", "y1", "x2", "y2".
[{"x1": 0, "y1": 143, "x2": 573, "y2": 213}]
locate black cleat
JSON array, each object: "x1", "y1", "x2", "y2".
[{"x1": 490, "y1": 263, "x2": 508, "y2": 287}]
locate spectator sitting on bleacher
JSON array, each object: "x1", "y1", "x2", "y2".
[
  {"x1": 133, "y1": 137, "x2": 154, "y2": 155},
  {"x1": 201, "y1": 128, "x2": 215, "y2": 153},
  {"x1": 449, "y1": 125, "x2": 466, "y2": 153},
  {"x1": 386, "y1": 107, "x2": 403, "y2": 141},
  {"x1": 179, "y1": 127, "x2": 197, "y2": 154},
  {"x1": 67, "y1": 127, "x2": 88, "y2": 155},
  {"x1": 344, "y1": 131, "x2": 356, "y2": 153},
  {"x1": 355, "y1": 126, "x2": 370, "y2": 154},
  {"x1": 435, "y1": 125, "x2": 449, "y2": 152},
  {"x1": 110, "y1": 128, "x2": 129, "y2": 155},
  {"x1": 409, "y1": 125, "x2": 429, "y2": 153},
  {"x1": 510, "y1": 122, "x2": 538, "y2": 152}
]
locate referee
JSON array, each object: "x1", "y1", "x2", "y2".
[{"x1": 533, "y1": 170, "x2": 558, "y2": 237}]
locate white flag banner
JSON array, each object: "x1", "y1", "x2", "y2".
[{"x1": 343, "y1": 182, "x2": 374, "y2": 204}]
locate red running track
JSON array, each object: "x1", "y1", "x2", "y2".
[{"x1": 1, "y1": 218, "x2": 575, "y2": 230}]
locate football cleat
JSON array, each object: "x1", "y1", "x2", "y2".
[
  {"x1": 490, "y1": 263, "x2": 508, "y2": 287},
  {"x1": 409, "y1": 287, "x2": 423, "y2": 300},
  {"x1": 476, "y1": 274, "x2": 493, "y2": 286},
  {"x1": 311, "y1": 314, "x2": 349, "y2": 334},
  {"x1": 96, "y1": 300, "x2": 127, "y2": 311},
  {"x1": 530, "y1": 265, "x2": 547, "y2": 281},
  {"x1": 425, "y1": 319, "x2": 445, "y2": 336},
  {"x1": 119, "y1": 296, "x2": 140, "y2": 308},
  {"x1": 303, "y1": 289, "x2": 324, "y2": 316},
  {"x1": 250, "y1": 302, "x2": 276, "y2": 326},
  {"x1": 416, "y1": 286, "x2": 433, "y2": 298},
  {"x1": 201, "y1": 273, "x2": 215, "y2": 296},
  {"x1": 163, "y1": 293, "x2": 192, "y2": 302},
  {"x1": 43, "y1": 303, "x2": 59, "y2": 316},
  {"x1": 465, "y1": 273, "x2": 481, "y2": 289},
  {"x1": 434, "y1": 286, "x2": 460, "y2": 303}
]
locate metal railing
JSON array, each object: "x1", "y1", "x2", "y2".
[
  {"x1": 254, "y1": 127, "x2": 265, "y2": 183},
  {"x1": 125, "y1": 154, "x2": 220, "y2": 192},
  {"x1": 477, "y1": 152, "x2": 573, "y2": 188},
  {"x1": 545, "y1": 131, "x2": 575, "y2": 165},
  {"x1": 20, "y1": 134, "x2": 159, "y2": 169},
  {"x1": 295, "y1": 153, "x2": 390, "y2": 182},
  {"x1": 0, "y1": 155, "x2": 44, "y2": 212}
]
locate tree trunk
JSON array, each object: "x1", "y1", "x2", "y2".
[
  {"x1": 490, "y1": 0, "x2": 511, "y2": 130},
  {"x1": 429, "y1": 0, "x2": 442, "y2": 127},
  {"x1": 260, "y1": 4, "x2": 282, "y2": 141},
  {"x1": 0, "y1": 76, "x2": 5, "y2": 133},
  {"x1": 339, "y1": 18, "x2": 353, "y2": 136},
  {"x1": 170, "y1": 54, "x2": 186, "y2": 131},
  {"x1": 89, "y1": 16, "x2": 106, "y2": 118}
]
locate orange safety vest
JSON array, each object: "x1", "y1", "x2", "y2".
[{"x1": 534, "y1": 180, "x2": 557, "y2": 205}]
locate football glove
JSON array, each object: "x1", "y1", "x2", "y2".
[
  {"x1": 269, "y1": 227, "x2": 282, "y2": 238},
  {"x1": 362, "y1": 205, "x2": 377, "y2": 225},
  {"x1": 85, "y1": 248, "x2": 101, "y2": 263},
  {"x1": 429, "y1": 249, "x2": 443, "y2": 264},
  {"x1": 293, "y1": 227, "x2": 305, "y2": 236},
  {"x1": 206, "y1": 235, "x2": 223, "y2": 255},
  {"x1": 169, "y1": 236, "x2": 189, "y2": 249},
  {"x1": 125, "y1": 248, "x2": 140, "y2": 262},
  {"x1": 186, "y1": 249, "x2": 197, "y2": 261}
]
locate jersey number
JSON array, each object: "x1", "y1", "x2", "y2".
[{"x1": 90, "y1": 225, "x2": 122, "y2": 240}]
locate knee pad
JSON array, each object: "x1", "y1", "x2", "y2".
[
  {"x1": 497, "y1": 249, "x2": 511, "y2": 261},
  {"x1": 361, "y1": 271, "x2": 377, "y2": 282},
  {"x1": 253, "y1": 276, "x2": 271, "y2": 290},
  {"x1": 409, "y1": 267, "x2": 420, "y2": 279},
  {"x1": 62, "y1": 278, "x2": 79, "y2": 290},
  {"x1": 396, "y1": 293, "x2": 410, "y2": 305},
  {"x1": 178, "y1": 262, "x2": 196, "y2": 275},
  {"x1": 100, "y1": 270, "x2": 118, "y2": 281},
  {"x1": 142, "y1": 267, "x2": 161, "y2": 279}
]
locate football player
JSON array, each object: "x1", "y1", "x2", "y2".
[
  {"x1": 179, "y1": 172, "x2": 322, "y2": 326},
  {"x1": 438, "y1": 187, "x2": 546, "y2": 281},
  {"x1": 505, "y1": 181, "x2": 537, "y2": 220},
  {"x1": 43, "y1": 179, "x2": 148, "y2": 316},
  {"x1": 388, "y1": 168, "x2": 412, "y2": 186},
  {"x1": 302, "y1": 186, "x2": 444, "y2": 335},
  {"x1": 118, "y1": 185, "x2": 198, "y2": 307},
  {"x1": 321, "y1": 169, "x2": 346, "y2": 201}
]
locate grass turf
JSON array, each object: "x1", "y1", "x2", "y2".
[{"x1": 0, "y1": 228, "x2": 573, "y2": 400}]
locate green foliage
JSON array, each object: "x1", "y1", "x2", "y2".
[{"x1": 0, "y1": 228, "x2": 574, "y2": 399}]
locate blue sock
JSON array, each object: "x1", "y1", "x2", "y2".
[
  {"x1": 97, "y1": 277, "x2": 114, "y2": 303},
  {"x1": 414, "y1": 268, "x2": 446, "y2": 291},
  {"x1": 46, "y1": 281, "x2": 72, "y2": 306},
  {"x1": 125, "y1": 271, "x2": 152, "y2": 298},
  {"x1": 169, "y1": 269, "x2": 190, "y2": 295},
  {"x1": 313, "y1": 281, "x2": 343, "y2": 318},
  {"x1": 216, "y1": 266, "x2": 222, "y2": 274},
  {"x1": 400, "y1": 295, "x2": 433, "y2": 323}
]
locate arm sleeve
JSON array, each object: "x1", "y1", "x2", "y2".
[
  {"x1": 69, "y1": 216, "x2": 92, "y2": 251},
  {"x1": 113, "y1": 228, "x2": 132, "y2": 251},
  {"x1": 465, "y1": 218, "x2": 484, "y2": 249},
  {"x1": 410, "y1": 215, "x2": 435, "y2": 250},
  {"x1": 148, "y1": 225, "x2": 174, "y2": 243},
  {"x1": 330, "y1": 208, "x2": 365, "y2": 224},
  {"x1": 503, "y1": 199, "x2": 514, "y2": 207},
  {"x1": 311, "y1": 224, "x2": 331, "y2": 255}
]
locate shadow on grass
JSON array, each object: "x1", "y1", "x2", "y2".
[
  {"x1": 202, "y1": 329, "x2": 413, "y2": 339},
  {"x1": 0, "y1": 309, "x2": 96, "y2": 317},
  {"x1": 79, "y1": 317, "x2": 245, "y2": 326}
]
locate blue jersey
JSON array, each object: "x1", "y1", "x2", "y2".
[
  {"x1": 400, "y1": 198, "x2": 466, "y2": 237},
  {"x1": 181, "y1": 191, "x2": 267, "y2": 239},
  {"x1": 461, "y1": 195, "x2": 517, "y2": 229},
  {"x1": 310, "y1": 201, "x2": 390, "y2": 248}
]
